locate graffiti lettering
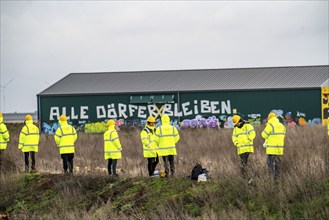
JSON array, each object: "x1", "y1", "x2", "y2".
[
  {"x1": 48, "y1": 100, "x2": 232, "y2": 121},
  {"x1": 80, "y1": 106, "x2": 89, "y2": 119},
  {"x1": 96, "y1": 106, "x2": 106, "y2": 119}
]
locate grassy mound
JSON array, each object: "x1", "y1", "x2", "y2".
[{"x1": 0, "y1": 173, "x2": 328, "y2": 219}]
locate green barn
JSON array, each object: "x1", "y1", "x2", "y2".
[{"x1": 37, "y1": 65, "x2": 329, "y2": 133}]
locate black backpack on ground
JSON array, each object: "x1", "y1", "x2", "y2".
[{"x1": 191, "y1": 163, "x2": 203, "y2": 180}]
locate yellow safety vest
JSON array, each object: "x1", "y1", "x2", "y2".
[
  {"x1": 0, "y1": 118, "x2": 10, "y2": 150},
  {"x1": 262, "y1": 117, "x2": 286, "y2": 155},
  {"x1": 232, "y1": 123, "x2": 255, "y2": 155},
  {"x1": 104, "y1": 126, "x2": 122, "y2": 159},
  {"x1": 18, "y1": 120, "x2": 40, "y2": 152},
  {"x1": 140, "y1": 125, "x2": 158, "y2": 158},
  {"x1": 55, "y1": 121, "x2": 77, "y2": 154},
  {"x1": 154, "y1": 115, "x2": 180, "y2": 157}
]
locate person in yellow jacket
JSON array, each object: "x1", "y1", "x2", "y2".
[
  {"x1": 0, "y1": 112, "x2": 10, "y2": 167},
  {"x1": 262, "y1": 112, "x2": 286, "y2": 179},
  {"x1": 231, "y1": 115, "x2": 256, "y2": 178},
  {"x1": 54, "y1": 115, "x2": 77, "y2": 174},
  {"x1": 104, "y1": 119, "x2": 122, "y2": 177},
  {"x1": 140, "y1": 116, "x2": 159, "y2": 176},
  {"x1": 18, "y1": 115, "x2": 40, "y2": 172},
  {"x1": 154, "y1": 114, "x2": 180, "y2": 177}
]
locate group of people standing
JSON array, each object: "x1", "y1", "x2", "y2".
[
  {"x1": 0, "y1": 112, "x2": 180, "y2": 177},
  {"x1": 0, "y1": 113, "x2": 78, "y2": 174},
  {"x1": 105, "y1": 114, "x2": 180, "y2": 177},
  {"x1": 232, "y1": 112, "x2": 287, "y2": 179},
  {"x1": 1, "y1": 112, "x2": 328, "y2": 178}
]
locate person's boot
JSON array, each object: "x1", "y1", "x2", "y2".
[
  {"x1": 30, "y1": 165, "x2": 36, "y2": 173},
  {"x1": 112, "y1": 170, "x2": 119, "y2": 178}
]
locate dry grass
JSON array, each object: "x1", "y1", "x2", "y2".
[
  {"x1": 1, "y1": 124, "x2": 328, "y2": 219},
  {"x1": 2, "y1": 124, "x2": 329, "y2": 180}
]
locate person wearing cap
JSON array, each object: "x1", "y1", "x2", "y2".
[
  {"x1": 104, "y1": 119, "x2": 122, "y2": 177},
  {"x1": 231, "y1": 115, "x2": 256, "y2": 178},
  {"x1": 18, "y1": 115, "x2": 40, "y2": 173},
  {"x1": 283, "y1": 112, "x2": 296, "y2": 126},
  {"x1": 154, "y1": 114, "x2": 180, "y2": 177},
  {"x1": 55, "y1": 115, "x2": 77, "y2": 174},
  {"x1": 0, "y1": 112, "x2": 10, "y2": 167},
  {"x1": 262, "y1": 112, "x2": 286, "y2": 179},
  {"x1": 140, "y1": 116, "x2": 159, "y2": 176}
]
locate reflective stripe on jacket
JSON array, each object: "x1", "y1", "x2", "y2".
[
  {"x1": 262, "y1": 117, "x2": 286, "y2": 155},
  {"x1": 140, "y1": 125, "x2": 157, "y2": 158},
  {"x1": 154, "y1": 114, "x2": 180, "y2": 157},
  {"x1": 18, "y1": 120, "x2": 40, "y2": 152},
  {"x1": 104, "y1": 125, "x2": 122, "y2": 159},
  {"x1": 54, "y1": 121, "x2": 77, "y2": 154},
  {"x1": 232, "y1": 123, "x2": 255, "y2": 155},
  {"x1": 0, "y1": 117, "x2": 10, "y2": 150}
]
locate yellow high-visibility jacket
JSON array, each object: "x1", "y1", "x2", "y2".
[
  {"x1": 55, "y1": 120, "x2": 77, "y2": 154},
  {"x1": 0, "y1": 116, "x2": 10, "y2": 150},
  {"x1": 140, "y1": 125, "x2": 158, "y2": 158},
  {"x1": 232, "y1": 123, "x2": 255, "y2": 155},
  {"x1": 154, "y1": 114, "x2": 180, "y2": 157},
  {"x1": 104, "y1": 125, "x2": 122, "y2": 159},
  {"x1": 262, "y1": 117, "x2": 286, "y2": 155},
  {"x1": 18, "y1": 120, "x2": 40, "y2": 152}
]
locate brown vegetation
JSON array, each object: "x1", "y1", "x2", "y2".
[
  {"x1": 2, "y1": 124, "x2": 329, "y2": 179},
  {"x1": 1, "y1": 124, "x2": 328, "y2": 219}
]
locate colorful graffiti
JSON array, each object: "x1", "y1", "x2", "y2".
[
  {"x1": 180, "y1": 115, "x2": 219, "y2": 129},
  {"x1": 247, "y1": 114, "x2": 262, "y2": 126},
  {"x1": 41, "y1": 109, "x2": 323, "y2": 134},
  {"x1": 42, "y1": 121, "x2": 74, "y2": 134}
]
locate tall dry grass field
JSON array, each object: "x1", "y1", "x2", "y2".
[
  {"x1": 1, "y1": 124, "x2": 328, "y2": 219},
  {"x1": 2, "y1": 124, "x2": 329, "y2": 180}
]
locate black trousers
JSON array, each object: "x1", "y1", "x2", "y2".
[
  {"x1": 239, "y1": 152, "x2": 250, "y2": 178},
  {"x1": 147, "y1": 155, "x2": 159, "y2": 176},
  {"x1": 162, "y1": 155, "x2": 175, "y2": 177},
  {"x1": 24, "y1": 152, "x2": 36, "y2": 172},
  {"x1": 61, "y1": 153, "x2": 74, "y2": 173},
  {"x1": 267, "y1": 155, "x2": 281, "y2": 179},
  {"x1": 108, "y1": 159, "x2": 117, "y2": 175}
]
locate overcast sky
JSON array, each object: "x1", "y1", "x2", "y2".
[{"x1": 0, "y1": 0, "x2": 328, "y2": 113}]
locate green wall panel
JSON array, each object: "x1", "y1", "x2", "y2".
[{"x1": 38, "y1": 88, "x2": 321, "y2": 127}]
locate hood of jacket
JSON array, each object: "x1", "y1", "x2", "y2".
[
  {"x1": 25, "y1": 119, "x2": 33, "y2": 125},
  {"x1": 161, "y1": 114, "x2": 170, "y2": 125},
  {"x1": 108, "y1": 124, "x2": 116, "y2": 130},
  {"x1": 268, "y1": 117, "x2": 279, "y2": 124},
  {"x1": 59, "y1": 120, "x2": 68, "y2": 127}
]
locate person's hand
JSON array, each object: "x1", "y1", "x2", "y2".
[{"x1": 263, "y1": 142, "x2": 267, "y2": 148}]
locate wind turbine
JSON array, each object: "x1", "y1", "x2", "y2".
[{"x1": 0, "y1": 78, "x2": 14, "y2": 113}]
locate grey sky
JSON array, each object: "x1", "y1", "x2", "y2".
[{"x1": 0, "y1": 0, "x2": 328, "y2": 113}]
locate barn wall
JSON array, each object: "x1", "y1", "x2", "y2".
[{"x1": 38, "y1": 88, "x2": 321, "y2": 133}]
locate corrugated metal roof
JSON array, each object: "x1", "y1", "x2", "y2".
[
  {"x1": 3, "y1": 112, "x2": 38, "y2": 123},
  {"x1": 38, "y1": 65, "x2": 329, "y2": 96}
]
